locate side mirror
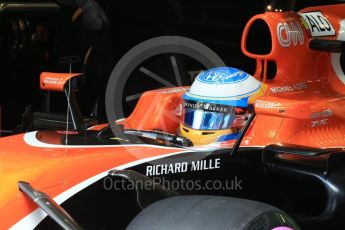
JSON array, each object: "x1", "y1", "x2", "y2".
[
  {"x1": 40, "y1": 72, "x2": 82, "y2": 92},
  {"x1": 32, "y1": 72, "x2": 97, "y2": 131},
  {"x1": 309, "y1": 38, "x2": 345, "y2": 53}
]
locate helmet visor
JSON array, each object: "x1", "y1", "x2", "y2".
[{"x1": 182, "y1": 100, "x2": 235, "y2": 130}]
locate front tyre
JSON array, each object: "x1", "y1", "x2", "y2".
[{"x1": 127, "y1": 195, "x2": 300, "y2": 230}]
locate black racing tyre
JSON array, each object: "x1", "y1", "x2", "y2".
[{"x1": 126, "y1": 195, "x2": 300, "y2": 230}]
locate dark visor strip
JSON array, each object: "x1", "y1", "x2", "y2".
[{"x1": 183, "y1": 99, "x2": 234, "y2": 113}]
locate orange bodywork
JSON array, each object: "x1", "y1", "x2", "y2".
[
  {"x1": 0, "y1": 133, "x2": 184, "y2": 229},
  {"x1": 121, "y1": 4, "x2": 345, "y2": 148},
  {"x1": 122, "y1": 87, "x2": 187, "y2": 134},
  {"x1": 239, "y1": 4, "x2": 345, "y2": 148},
  {"x1": 1, "y1": 3, "x2": 345, "y2": 229}
]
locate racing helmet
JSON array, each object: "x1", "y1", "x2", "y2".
[{"x1": 180, "y1": 67, "x2": 265, "y2": 146}]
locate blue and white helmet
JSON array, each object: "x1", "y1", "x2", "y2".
[
  {"x1": 181, "y1": 67, "x2": 262, "y2": 135},
  {"x1": 184, "y1": 67, "x2": 262, "y2": 107}
]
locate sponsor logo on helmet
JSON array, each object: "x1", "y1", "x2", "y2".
[
  {"x1": 197, "y1": 68, "x2": 249, "y2": 84},
  {"x1": 183, "y1": 100, "x2": 231, "y2": 113}
]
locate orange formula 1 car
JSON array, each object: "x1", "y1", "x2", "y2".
[{"x1": 1, "y1": 2, "x2": 345, "y2": 230}]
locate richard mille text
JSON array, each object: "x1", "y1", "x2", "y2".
[{"x1": 146, "y1": 158, "x2": 221, "y2": 176}]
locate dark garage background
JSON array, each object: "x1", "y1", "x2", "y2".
[{"x1": 0, "y1": 0, "x2": 344, "y2": 135}]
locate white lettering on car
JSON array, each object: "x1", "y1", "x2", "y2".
[
  {"x1": 270, "y1": 82, "x2": 308, "y2": 94},
  {"x1": 145, "y1": 158, "x2": 221, "y2": 176},
  {"x1": 255, "y1": 100, "x2": 281, "y2": 109},
  {"x1": 277, "y1": 21, "x2": 304, "y2": 47},
  {"x1": 310, "y1": 109, "x2": 333, "y2": 119},
  {"x1": 311, "y1": 118, "x2": 328, "y2": 128},
  {"x1": 299, "y1": 11, "x2": 336, "y2": 37}
]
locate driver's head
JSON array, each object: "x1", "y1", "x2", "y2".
[{"x1": 179, "y1": 67, "x2": 265, "y2": 146}]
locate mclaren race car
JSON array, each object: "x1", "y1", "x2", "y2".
[{"x1": 1, "y1": 2, "x2": 345, "y2": 230}]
